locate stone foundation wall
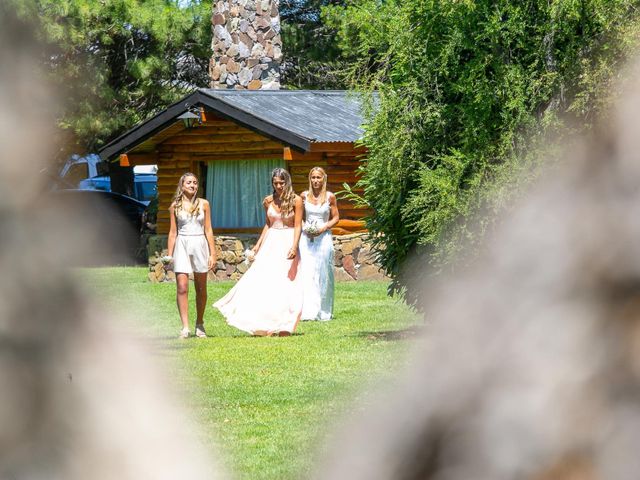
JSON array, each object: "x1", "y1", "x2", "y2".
[{"x1": 147, "y1": 233, "x2": 386, "y2": 282}]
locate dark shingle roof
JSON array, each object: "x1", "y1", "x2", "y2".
[
  {"x1": 198, "y1": 89, "x2": 366, "y2": 143},
  {"x1": 99, "y1": 89, "x2": 370, "y2": 160}
]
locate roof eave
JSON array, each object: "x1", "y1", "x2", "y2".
[
  {"x1": 98, "y1": 90, "x2": 314, "y2": 161},
  {"x1": 99, "y1": 91, "x2": 201, "y2": 161},
  {"x1": 197, "y1": 89, "x2": 313, "y2": 152}
]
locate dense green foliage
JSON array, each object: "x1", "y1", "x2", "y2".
[
  {"x1": 84, "y1": 267, "x2": 420, "y2": 479},
  {"x1": 12, "y1": 0, "x2": 211, "y2": 159},
  {"x1": 325, "y1": 0, "x2": 640, "y2": 306},
  {"x1": 9, "y1": 0, "x2": 349, "y2": 157},
  {"x1": 280, "y1": 0, "x2": 349, "y2": 88}
]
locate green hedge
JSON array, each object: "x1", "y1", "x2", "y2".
[{"x1": 325, "y1": 0, "x2": 640, "y2": 307}]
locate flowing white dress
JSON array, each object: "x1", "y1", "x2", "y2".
[
  {"x1": 213, "y1": 204, "x2": 303, "y2": 336},
  {"x1": 300, "y1": 199, "x2": 334, "y2": 320}
]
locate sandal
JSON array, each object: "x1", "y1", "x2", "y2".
[
  {"x1": 195, "y1": 324, "x2": 207, "y2": 338},
  {"x1": 180, "y1": 327, "x2": 190, "y2": 339}
]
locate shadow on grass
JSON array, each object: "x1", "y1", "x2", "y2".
[
  {"x1": 182, "y1": 332, "x2": 306, "y2": 339},
  {"x1": 356, "y1": 326, "x2": 425, "y2": 341}
]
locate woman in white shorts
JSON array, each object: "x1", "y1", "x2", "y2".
[{"x1": 167, "y1": 173, "x2": 216, "y2": 338}]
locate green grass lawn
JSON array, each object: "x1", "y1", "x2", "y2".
[{"x1": 82, "y1": 267, "x2": 421, "y2": 479}]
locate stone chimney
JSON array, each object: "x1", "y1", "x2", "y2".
[{"x1": 209, "y1": 0, "x2": 282, "y2": 90}]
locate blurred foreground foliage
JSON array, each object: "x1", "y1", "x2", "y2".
[{"x1": 11, "y1": 0, "x2": 211, "y2": 161}]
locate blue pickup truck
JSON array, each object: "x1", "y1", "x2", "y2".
[{"x1": 57, "y1": 154, "x2": 158, "y2": 206}]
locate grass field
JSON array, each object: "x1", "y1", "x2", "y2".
[{"x1": 83, "y1": 267, "x2": 421, "y2": 479}]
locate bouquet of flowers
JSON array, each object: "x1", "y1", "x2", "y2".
[
  {"x1": 244, "y1": 249, "x2": 256, "y2": 265},
  {"x1": 303, "y1": 220, "x2": 320, "y2": 243},
  {"x1": 160, "y1": 255, "x2": 173, "y2": 271}
]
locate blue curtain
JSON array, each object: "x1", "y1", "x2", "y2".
[{"x1": 206, "y1": 159, "x2": 284, "y2": 228}]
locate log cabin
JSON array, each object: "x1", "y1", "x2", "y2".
[
  {"x1": 96, "y1": 1, "x2": 387, "y2": 282},
  {"x1": 98, "y1": 88, "x2": 369, "y2": 237}
]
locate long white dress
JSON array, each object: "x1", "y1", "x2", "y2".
[{"x1": 299, "y1": 199, "x2": 334, "y2": 320}]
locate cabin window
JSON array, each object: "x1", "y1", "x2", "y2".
[{"x1": 206, "y1": 159, "x2": 285, "y2": 229}]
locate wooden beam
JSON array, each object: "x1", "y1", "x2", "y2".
[
  {"x1": 173, "y1": 126, "x2": 252, "y2": 136},
  {"x1": 328, "y1": 158, "x2": 363, "y2": 166},
  {"x1": 339, "y1": 208, "x2": 369, "y2": 220},
  {"x1": 290, "y1": 165, "x2": 359, "y2": 175},
  {"x1": 160, "y1": 133, "x2": 271, "y2": 145},
  {"x1": 332, "y1": 219, "x2": 367, "y2": 235},
  {"x1": 167, "y1": 141, "x2": 283, "y2": 153},
  {"x1": 190, "y1": 151, "x2": 285, "y2": 162},
  {"x1": 199, "y1": 119, "x2": 249, "y2": 127},
  {"x1": 310, "y1": 142, "x2": 367, "y2": 153},
  {"x1": 338, "y1": 219, "x2": 366, "y2": 227},
  {"x1": 286, "y1": 152, "x2": 326, "y2": 162},
  {"x1": 333, "y1": 227, "x2": 366, "y2": 235},
  {"x1": 127, "y1": 153, "x2": 158, "y2": 165},
  {"x1": 292, "y1": 173, "x2": 358, "y2": 184}
]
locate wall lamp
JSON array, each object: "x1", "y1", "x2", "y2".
[{"x1": 177, "y1": 106, "x2": 203, "y2": 129}]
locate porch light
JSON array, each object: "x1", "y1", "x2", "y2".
[{"x1": 177, "y1": 109, "x2": 201, "y2": 129}]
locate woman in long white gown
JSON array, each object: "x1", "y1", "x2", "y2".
[{"x1": 300, "y1": 167, "x2": 340, "y2": 321}]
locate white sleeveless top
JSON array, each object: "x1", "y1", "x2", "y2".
[
  {"x1": 304, "y1": 198, "x2": 331, "y2": 226},
  {"x1": 176, "y1": 205, "x2": 205, "y2": 236}
]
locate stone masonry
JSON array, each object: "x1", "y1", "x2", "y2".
[
  {"x1": 147, "y1": 233, "x2": 386, "y2": 283},
  {"x1": 209, "y1": 0, "x2": 282, "y2": 90}
]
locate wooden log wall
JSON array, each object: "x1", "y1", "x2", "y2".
[
  {"x1": 150, "y1": 113, "x2": 283, "y2": 234},
  {"x1": 127, "y1": 113, "x2": 368, "y2": 235}
]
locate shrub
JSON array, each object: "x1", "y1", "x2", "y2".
[{"x1": 326, "y1": 0, "x2": 640, "y2": 307}]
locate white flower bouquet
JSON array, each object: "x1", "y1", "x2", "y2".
[
  {"x1": 160, "y1": 255, "x2": 173, "y2": 271},
  {"x1": 303, "y1": 220, "x2": 321, "y2": 243},
  {"x1": 244, "y1": 249, "x2": 256, "y2": 265}
]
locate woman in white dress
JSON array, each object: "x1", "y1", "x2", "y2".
[
  {"x1": 300, "y1": 167, "x2": 340, "y2": 320},
  {"x1": 167, "y1": 173, "x2": 216, "y2": 338}
]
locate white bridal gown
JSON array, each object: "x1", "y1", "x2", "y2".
[{"x1": 299, "y1": 199, "x2": 335, "y2": 320}]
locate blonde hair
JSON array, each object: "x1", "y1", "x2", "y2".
[
  {"x1": 173, "y1": 172, "x2": 201, "y2": 216},
  {"x1": 272, "y1": 168, "x2": 295, "y2": 217},
  {"x1": 307, "y1": 166, "x2": 328, "y2": 205}
]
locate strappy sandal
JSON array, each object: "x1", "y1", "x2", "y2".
[{"x1": 195, "y1": 324, "x2": 207, "y2": 338}]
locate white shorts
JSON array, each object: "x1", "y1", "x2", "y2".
[{"x1": 173, "y1": 234, "x2": 209, "y2": 274}]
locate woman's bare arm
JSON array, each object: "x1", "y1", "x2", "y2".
[
  {"x1": 322, "y1": 192, "x2": 340, "y2": 233},
  {"x1": 167, "y1": 203, "x2": 177, "y2": 256},
  {"x1": 252, "y1": 196, "x2": 272, "y2": 253},
  {"x1": 288, "y1": 195, "x2": 303, "y2": 259},
  {"x1": 202, "y1": 200, "x2": 217, "y2": 270}
]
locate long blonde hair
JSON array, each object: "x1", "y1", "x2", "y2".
[
  {"x1": 271, "y1": 168, "x2": 295, "y2": 217},
  {"x1": 173, "y1": 172, "x2": 201, "y2": 216},
  {"x1": 307, "y1": 166, "x2": 328, "y2": 204}
]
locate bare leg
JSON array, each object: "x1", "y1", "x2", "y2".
[
  {"x1": 194, "y1": 272, "x2": 208, "y2": 327},
  {"x1": 176, "y1": 273, "x2": 189, "y2": 329}
]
